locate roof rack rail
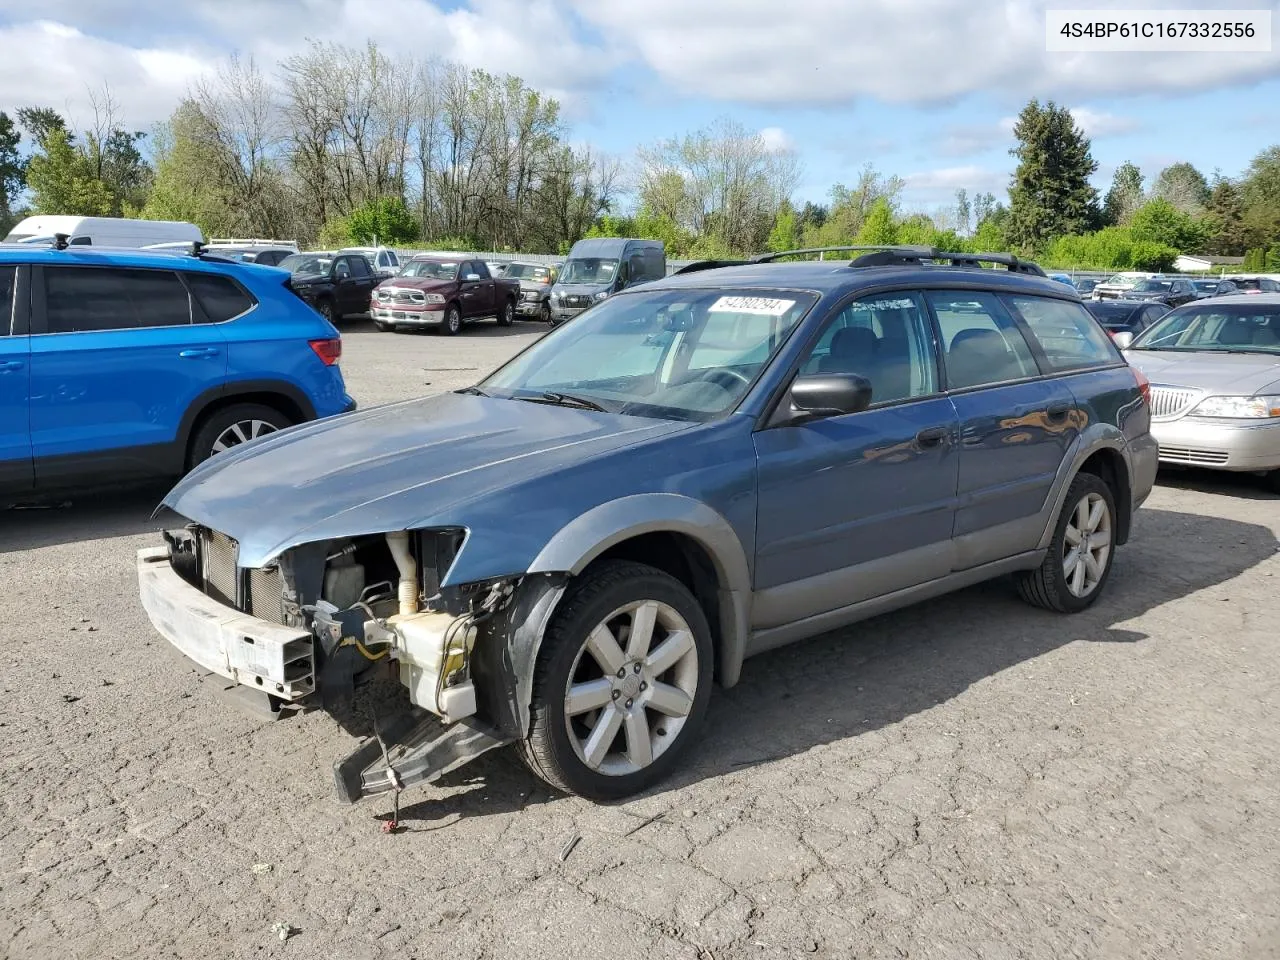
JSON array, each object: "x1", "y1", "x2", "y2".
[
  {"x1": 53, "y1": 233, "x2": 71, "y2": 251},
  {"x1": 674, "y1": 259, "x2": 753, "y2": 275},
  {"x1": 753, "y1": 245, "x2": 936, "y2": 263},
  {"x1": 936, "y1": 250, "x2": 1047, "y2": 277}
]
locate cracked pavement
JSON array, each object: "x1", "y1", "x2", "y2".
[{"x1": 2, "y1": 320, "x2": 1279, "y2": 959}]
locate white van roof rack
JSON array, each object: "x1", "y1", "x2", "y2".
[{"x1": 208, "y1": 238, "x2": 298, "y2": 248}]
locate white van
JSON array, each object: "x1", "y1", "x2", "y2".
[{"x1": 2, "y1": 215, "x2": 204, "y2": 249}]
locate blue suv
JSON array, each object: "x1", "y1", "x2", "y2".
[{"x1": 0, "y1": 244, "x2": 355, "y2": 496}]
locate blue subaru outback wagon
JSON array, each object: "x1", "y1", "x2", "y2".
[
  {"x1": 0, "y1": 243, "x2": 355, "y2": 496},
  {"x1": 138, "y1": 246, "x2": 1157, "y2": 805}
]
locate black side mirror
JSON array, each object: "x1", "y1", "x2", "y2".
[{"x1": 789, "y1": 373, "x2": 873, "y2": 421}]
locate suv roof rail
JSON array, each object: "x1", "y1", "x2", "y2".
[
  {"x1": 674, "y1": 259, "x2": 753, "y2": 275},
  {"x1": 752, "y1": 244, "x2": 1048, "y2": 278}
]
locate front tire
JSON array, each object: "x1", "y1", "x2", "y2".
[
  {"x1": 187, "y1": 403, "x2": 292, "y2": 469},
  {"x1": 539, "y1": 301, "x2": 551, "y2": 324},
  {"x1": 441, "y1": 304, "x2": 461, "y2": 336},
  {"x1": 521, "y1": 561, "x2": 713, "y2": 800},
  {"x1": 374, "y1": 320, "x2": 397, "y2": 332},
  {"x1": 1016, "y1": 472, "x2": 1117, "y2": 613},
  {"x1": 496, "y1": 299, "x2": 514, "y2": 327}
]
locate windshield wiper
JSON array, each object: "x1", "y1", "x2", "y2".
[
  {"x1": 455, "y1": 385, "x2": 489, "y2": 397},
  {"x1": 515, "y1": 391, "x2": 608, "y2": 412}
]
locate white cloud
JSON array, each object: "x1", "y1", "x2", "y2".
[
  {"x1": 569, "y1": 0, "x2": 1280, "y2": 106},
  {"x1": 759, "y1": 127, "x2": 794, "y2": 152},
  {"x1": 1069, "y1": 106, "x2": 1140, "y2": 138},
  {"x1": 903, "y1": 164, "x2": 1008, "y2": 200}
]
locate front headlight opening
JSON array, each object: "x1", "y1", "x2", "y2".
[{"x1": 1191, "y1": 395, "x2": 1280, "y2": 419}]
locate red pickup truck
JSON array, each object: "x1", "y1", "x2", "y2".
[{"x1": 371, "y1": 255, "x2": 521, "y2": 335}]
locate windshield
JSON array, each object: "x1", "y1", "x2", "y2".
[
  {"x1": 505, "y1": 263, "x2": 551, "y2": 282},
  {"x1": 400, "y1": 259, "x2": 460, "y2": 280},
  {"x1": 481, "y1": 287, "x2": 818, "y2": 421},
  {"x1": 1192, "y1": 280, "x2": 1219, "y2": 292},
  {"x1": 559, "y1": 258, "x2": 618, "y2": 284},
  {"x1": 280, "y1": 254, "x2": 331, "y2": 278},
  {"x1": 1132, "y1": 279, "x2": 1174, "y2": 293},
  {"x1": 1130, "y1": 303, "x2": 1280, "y2": 353},
  {"x1": 1102, "y1": 274, "x2": 1142, "y2": 285}
]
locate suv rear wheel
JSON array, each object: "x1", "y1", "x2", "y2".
[
  {"x1": 521, "y1": 560, "x2": 713, "y2": 799},
  {"x1": 1016, "y1": 472, "x2": 1116, "y2": 613},
  {"x1": 188, "y1": 403, "x2": 292, "y2": 469}
]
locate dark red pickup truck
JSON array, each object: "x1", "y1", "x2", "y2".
[{"x1": 371, "y1": 255, "x2": 521, "y2": 335}]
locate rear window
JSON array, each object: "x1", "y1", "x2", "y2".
[
  {"x1": 43, "y1": 266, "x2": 192, "y2": 333},
  {"x1": 1004, "y1": 295, "x2": 1120, "y2": 372},
  {"x1": 186, "y1": 272, "x2": 257, "y2": 323}
]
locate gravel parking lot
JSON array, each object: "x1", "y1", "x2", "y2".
[{"x1": 3, "y1": 317, "x2": 1279, "y2": 960}]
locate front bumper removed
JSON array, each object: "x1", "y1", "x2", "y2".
[{"x1": 137, "y1": 547, "x2": 514, "y2": 803}]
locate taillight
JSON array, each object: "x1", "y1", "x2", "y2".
[
  {"x1": 1131, "y1": 365, "x2": 1151, "y2": 406},
  {"x1": 309, "y1": 338, "x2": 342, "y2": 366}
]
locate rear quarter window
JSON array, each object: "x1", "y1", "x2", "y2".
[
  {"x1": 1004, "y1": 295, "x2": 1120, "y2": 372},
  {"x1": 186, "y1": 272, "x2": 257, "y2": 323}
]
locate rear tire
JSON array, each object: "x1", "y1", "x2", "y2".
[
  {"x1": 317, "y1": 299, "x2": 336, "y2": 324},
  {"x1": 1015, "y1": 472, "x2": 1117, "y2": 613},
  {"x1": 520, "y1": 560, "x2": 713, "y2": 800},
  {"x1": 496, "y1": 299, "x2": 514, "y2": 327},
  {"x1": 441, "y1": 304, "x2": 461, "y2": 336},
  {"x1": 539, "y1": 301, "x2": 551, "y2": 324},
  {"x1": 187, "y1": 402, "x2": 292, "y2": 470}
]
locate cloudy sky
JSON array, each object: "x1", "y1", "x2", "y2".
[{"x1": 1, "y1": 0, "x2": 1278, "y2": 211}]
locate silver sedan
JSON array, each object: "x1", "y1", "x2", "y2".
[{"x1": 1122, "y1": 294, "x2": 1280, "y2": 491}]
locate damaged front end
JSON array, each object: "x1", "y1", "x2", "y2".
[{"x1": 138, "y1": 522, "x2": 553, "y2": 804}]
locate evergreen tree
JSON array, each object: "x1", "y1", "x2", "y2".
[
  {"x1": 1103, "y1": 162, "x2": 1144, "y2": 226},
  {"x1": 0, "y1": 112, "x2": 23, "y2": 226},
  {"x1": 1006, "y1": 99, "x2": 1100, "y2": 252}
]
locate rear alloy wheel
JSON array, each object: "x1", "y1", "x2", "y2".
[
  {"x1": 497, "y1": 300, "x2": 514, "y2": 327},
  {"x1": 1016, "y1": 472, "x2": 1116, "y2": 613},
  {"x1": 187, "y1": 403, "x2": 291, "y2": 469},
  {"x1": 521, "y1": 561, "x2": 712, "y2": 799},
  {"x1": 317, "y1": 299, "x2": 336, "y2": 324},
  {"x1": 441, "y1": 304, "x2": 461, "y2": 335}
]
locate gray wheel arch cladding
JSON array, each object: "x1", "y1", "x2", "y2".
[{"x1": 526, "y1": 493, "x2": 753, "y2": 689}]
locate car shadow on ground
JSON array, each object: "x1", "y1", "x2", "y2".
[
  {"x1": 2, "y1": 483, "x2": 169, "y2": 553},
  {"x1": 1156, "y1": 466, "x2": 1279, "y2": 501},
  {"x1": 383, "y1": 506, "x2": 1277, "y2": 825}
]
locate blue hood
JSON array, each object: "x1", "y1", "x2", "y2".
[{"x1": 162, "y1": 392, "x2": 690, "y2": 568}]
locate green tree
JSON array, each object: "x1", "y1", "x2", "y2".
[
  {"x1": 1203, "y1": 178, "x2": 1250, "y2": 255},
  {"x1": 1240, "y1": 145, "x2": 1280, "y2": 249},
  {"x1": 0, "y1": 111, "x2": 23, "y2": 226},
  {"x1": 25, "y1": 127, "x2": 113, "y2": 216},
  {"x1": 854, "y1": 198, "x2": 898, "y2": 245},
  {"x1": 16, "y1": 107, "x2": 68, "y2": 147},
  {"x1": 1006, "y1": 99, "x2": 1099, "y2": 252},
  {"x1": 766, "y1": 201, "x2": 799, "y2": 252},
  {"x1": 346, "y1": 196, "x2": 419, "y2": 245},
  {"x1": 1150, "y1": 162, "x2": 1210, "y2": 214},
  {"x1": 1103, "y1": 161, "x2": 1144, "y2": 226},
  {"x1": 1129, "y1": 198, "x2": 1209, "y2": 252},
  {"x1": 970, "y1": 205, "x2": 1009, "y2": 252}
]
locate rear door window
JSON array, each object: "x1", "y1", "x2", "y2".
[
  {"x1": 43, "y1": 267, "x2": 192, "y2": 333},
  {"x1": 926, "y1": 291, "x2": 1039, "y2": 389},
  {"x1": 0, "y1": 266, "x2": 14, "y2": 335},
  {"x1": 185, "y1": 272, "x2": 256, "y2": 323},
  {"x1": 1002, "y1": 295, "x2": 1120, "y2": 372}
]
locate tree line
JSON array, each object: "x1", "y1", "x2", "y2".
[{"x1": 1, "y1": 51, "x2": 1279, "y2": 271}]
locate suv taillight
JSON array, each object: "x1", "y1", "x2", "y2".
[
  {"x1": 1131, "y1": 365, "x2": 1150, "y2": 406},
  {"x1": 309, "y1": 338, "x2": 342, "y2": 366}
]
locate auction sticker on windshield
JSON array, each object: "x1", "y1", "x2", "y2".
[{"x1": 709, "y1": 296, "x2": 795, "y2": 315}]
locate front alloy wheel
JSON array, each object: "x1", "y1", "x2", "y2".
[{"x1": 522, "y1": 561, "x2": 712, "y2": 799}]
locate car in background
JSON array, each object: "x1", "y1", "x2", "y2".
[
  {"x1": 1047, "y1": 273, "x2": 1076, "y2": 288},
  {"x1": 137, "y1": 245, "x2": 1156, "y2": 806},
  {"x1": 1190, "y1": 279, "x2": 1221, "y2": 300},
  {"x1": 279, "y1": 252, "x2": 379, "y2": 323},
  {"x1": 3, "y1": 215, "x2": 204, "y2": 249},
  {"x1": 1216, "y1": 276, "x2": 1280, "y2": 296},
  {"x1": 505, "y1": 260, "x2": 559, "y2": 323},
  {"x1": 1123, "y1": 276, "x2": 1198, "y2": 308},
  {"x1": 485, "y1": 261, "x2": 508, "y2": 278},
  {"x1": 1123, "y1": 294, "x2": 1280, "y2": 491},
  {"x1": 340, "y1": 246, "x2": 402, "y2": 278},
  {"x1": 549, "y1": 238, "x2": 667, "y2": 324},
  {"x1": 0, "y1": 245, "x2": 354, "y2": 498},
  {"x1": 1092, "y1": 271, "x2": 1156, "y2": 300},
  {"x1": 206, "y1": 239, "x2": 300, "y2": 267},
  {"x1": 370, "y1": 255, "x2": 520, "y2": 334},
  {"x1": 1084, "y1": 299, "x2": 1169, "y2": 342},
  {"x1": 1073, "y1": 278, "x2": 1100, "y2": 296}
]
